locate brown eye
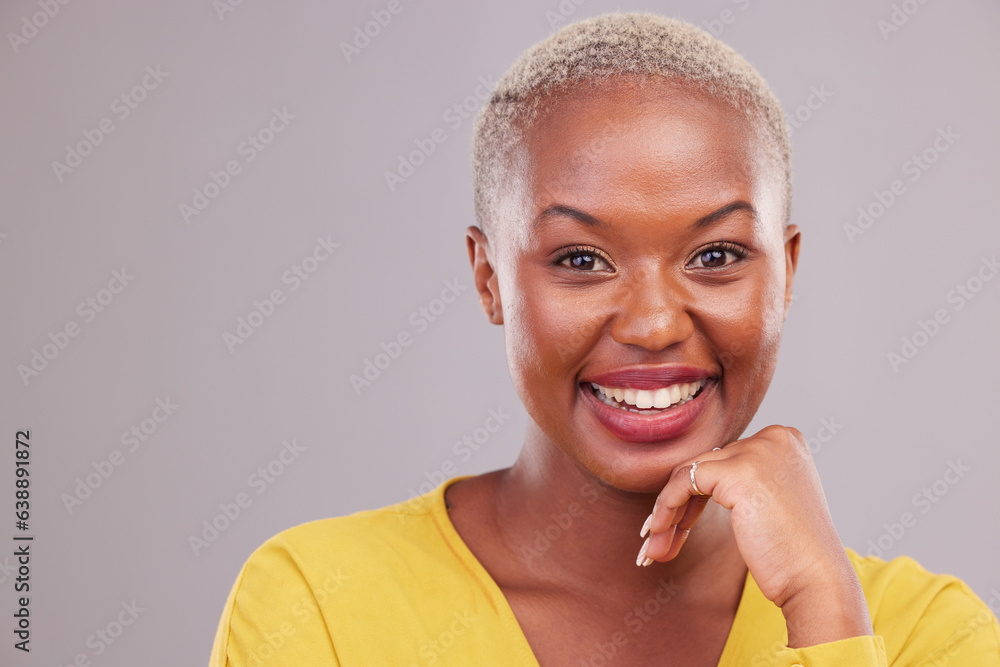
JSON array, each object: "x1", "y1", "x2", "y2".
[
  {"x1": 688, "y1": 242, "x2": 747, "y2": 270},
  {"x1": 698, "y1": 249, "x2": 727, "y2": 268},
  {"x1": 555, "y1": 246, "x2": 612, "y2": 272}
]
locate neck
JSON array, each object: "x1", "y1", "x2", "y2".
[{"x1": 490, "y1": 422, "x2": 744, "y2": 600}]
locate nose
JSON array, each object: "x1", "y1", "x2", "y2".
[{"x1": 609, "y1": 268, "x2": 695, "y2": 351}]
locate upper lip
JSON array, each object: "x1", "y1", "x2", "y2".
[{"x1": 582, "y1": 365, "x2": 716, "y2": 390}]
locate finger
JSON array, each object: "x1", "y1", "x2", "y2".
[
  {"x1": 662, "y1": 527, "x2": 693, "y2": 562},
  {"x1": 663, "y1": 496, "x2": 711, "y2": 560},
  {"x1": 642, "y1": 447, "x2": 734, "y2": 543},
  {"x1": 656, "y1": 458, "x2": 724, "y2": 518},
  {"x1": 640, "y1": 523, "x2": 676, "y2": 565},
  {"x1": 648, "y1": 461, "x2": 712, "y2": 535},
  {"x1": 675, "y1": 494, "x2": 711, "y2": 531},
  {"x1": 645, "y1": 495, "x2": 709, "y2": 562}
]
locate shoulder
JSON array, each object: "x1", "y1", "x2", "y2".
[
  {"x1": 234, "y1": 485, "x2": 456, "y2": 598},
  {"x1": 846, "y1": 548, "x2": 1000, "y2": 664},
  {"x1": 254, "y1": 490, "x2": 442, "y2": 564},
  {"x1": 209, "y1": 483, "x2": 466, "y2": 666},
  {"x1": 846, "y1": 547, "x2": 992, "y2": 620}
]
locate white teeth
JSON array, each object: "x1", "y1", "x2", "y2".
[
  {"x1": 589, "y1": 379, "x2": 707, "y2": 413},
  {"x1": 652, "y1": 387, "x2": 671, "y2": 409},
  {"x1": 634, "y1": 389, "x2": 654, "y2": 409}
]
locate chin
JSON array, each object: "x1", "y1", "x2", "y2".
[{"x1": 572, "y1": 438, "x2": 712, "y2": 495}]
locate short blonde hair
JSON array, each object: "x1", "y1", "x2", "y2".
[{"x1": 472, "y1": 12, "x2": 792, "y2": 236}]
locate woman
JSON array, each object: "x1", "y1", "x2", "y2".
[{"x1": 209, "y1": 13, "x2": 999, "y2": 666}]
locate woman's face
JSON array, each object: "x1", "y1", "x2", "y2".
[{"x1": 474, "y1": 76, "x2": 800, "y2": 494}]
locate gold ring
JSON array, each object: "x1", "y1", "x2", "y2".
[{"x1": 690, "y1": 461, "x2": 708, "y2": 496}]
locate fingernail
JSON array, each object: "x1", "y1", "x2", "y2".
[
  {"x1": 642, "y1": 557, "x2": 654, "y2": 567},
  {"x1": 640, "y1": 513, "x2": 652, "y2": 538},
  {"x1": 635, "y1": 536, "x2": 650, "y2": 567}
]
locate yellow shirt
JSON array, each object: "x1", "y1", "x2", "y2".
[{"x1": 209, "y1": 476, "x2": 1000, "y2": 666}]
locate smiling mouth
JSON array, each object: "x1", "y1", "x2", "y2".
[{"x1": 587, "y1": 379, "x2": 707, "y2": 415}]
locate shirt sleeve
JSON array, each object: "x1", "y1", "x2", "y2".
[
  {"x1": 208, "y1": 536, "x2": 342, "y2": 667},
  {"x1": 772, "y1": 635, "x2": 887, "y2": 666},
  {"x1": 886, "y1": 574, "x2": 1000, "y2": 666},
  {"x1": 766, "y1": 560, "x2": 1000, "y2": 667}
]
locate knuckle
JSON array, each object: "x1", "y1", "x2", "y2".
[{"x1": 784, "y1": 425, "x2": 805, "y2": 444}]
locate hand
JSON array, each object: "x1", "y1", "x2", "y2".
[{"x1": 637, "y1": 425, "x2": 873, "y2": 648}]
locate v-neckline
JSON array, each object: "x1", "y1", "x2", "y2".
[{"x1": 428, "y1": 476, "x2": 760, "y2": 666}]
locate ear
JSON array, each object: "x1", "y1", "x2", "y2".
[
  {"x1": 782, "y1": 224, "x2": 801, "y2": 321},
  {"x1": 466, "y1": 226, "x2": 503, "y2": 325}
]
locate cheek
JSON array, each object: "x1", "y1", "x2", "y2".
[
  {"x1": 700, "y1": 260, "x2": 787, "y2": 382},
  {"x1": 501, "y1": 272, "x2": 606, "y2": 407}
]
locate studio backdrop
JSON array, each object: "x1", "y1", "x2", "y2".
[{"x1": 1, "y1": 1, "x2": 998, "y2": 665}]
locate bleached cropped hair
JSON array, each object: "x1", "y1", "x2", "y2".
[{"x1": 472, "y1": 12, "x2": 792, "y2": 237}]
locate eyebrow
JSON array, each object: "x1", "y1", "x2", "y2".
[
  {"x1": 692, "y1": 200, "x2": 757, "y2": 229},
  {"x1": 532, "y1": 204, "x2": 606, "y2": 230},
  {"x1": 532, "y1": 200, "x2": 757, "y2": 231}
]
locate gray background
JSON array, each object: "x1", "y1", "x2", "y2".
[{"x1": 1, "y1": 0, "x2": 998, "y2": 664}]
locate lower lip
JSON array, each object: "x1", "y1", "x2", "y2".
[{"x1": 580, "y1": 379, "x2": 715, "y2": 444}]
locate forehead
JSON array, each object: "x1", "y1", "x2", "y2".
[{"x1": 514, "y1": 76, "x2": 780, "y2": 227}]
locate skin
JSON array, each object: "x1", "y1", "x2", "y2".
[{"x1": 448, "y1": 75, "x2": 872, "y2": 666}]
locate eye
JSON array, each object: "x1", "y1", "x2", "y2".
[
  {"x1": 554, "y1": 245, "x2": 613, "y2": 272},
  {"x1": 688, "y1": 242, "x2": 747, "y2": 269}
]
